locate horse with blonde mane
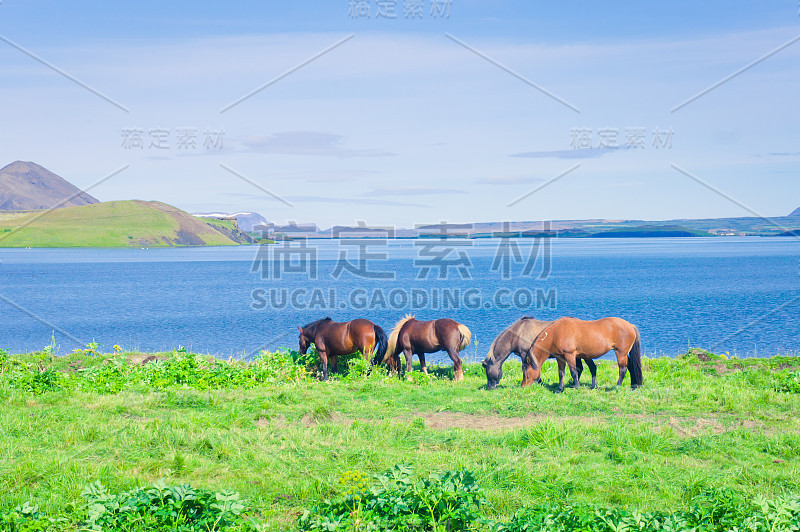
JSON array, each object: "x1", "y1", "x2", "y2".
[{"x1": 384, "y1": 315, "x2": 471, "y2": 381}]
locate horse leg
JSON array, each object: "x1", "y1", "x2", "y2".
[
  {"x1": 319, "y1": 349, "x2": 329, "y2": 381},
  {"x1": 447, "y1": 348, "x2": 464, "y2": 382},
  {"x1": 576, "y1": 358, "x2": 584, "y2": 381},
  {"x1": 330, "y1": 354, "x2": 338, "y2": 376},
  {"x1": 614, "y1": 349, "x2": 629, "y2": 386},
  {"x1": 403, "y1": 346, "x2": 414, "y2": 379},
  {"x1": 419, "y1": 352, "x2": 428, "y2": 375},
  {"x1": 566, "y1": 354, "x2": 580, "y2": 389},
  {"x1": 585, "y1": 358, "x2": 598, "y2": 389},
  {"x1": 556, "y1": 359, "x2": 566, "y2": 393}
]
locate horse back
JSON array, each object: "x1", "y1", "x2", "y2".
[
  {"x1": 546, "y1": 316, "x2": 636, "y2": 354},
  {"x1": 318, "y1": 318, "x2": 376, "y2": 355},
  {"x1": 401, "y1": 318, "x2": 461, "y2": 352}
]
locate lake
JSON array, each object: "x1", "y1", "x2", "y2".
[{"x1": 1, "y1": 237, "x2": 799, "y2": 362}]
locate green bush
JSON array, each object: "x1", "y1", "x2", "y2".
[
  {"x1": 773, "y1": 370, "x2": 800, "y2": 394},
  {"x1": 81, "y1": 480, "x2": 252, "y2": 531},
  {"x1": 300, "y1": 466, "x2": 800, "y2": 532},
  {"x1": 10, "y1": 366, "x2": 64, "y2": 395},
  {"x1": 0, "y1": 350, "x2": 313, "y2": 396},
  {"x1": 0, "y1": 502, "x2": 66, "y2": 532},
  {"x1": 299, "y1": 463, "x2": 489, "y2": 531}
]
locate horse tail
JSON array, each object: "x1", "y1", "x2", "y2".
[
  {"x1": 457, "y1": 323, "x2": 472, "y2": 351},
  {"x1": 372, "y1": 324, "x2": 389, "y2": 365},
  {"x1": 628, "y1": 326, "x2": 644, "y2": 389},
  {"x1": 386, "y1": 314, "x2": 414, "y2": 358}
]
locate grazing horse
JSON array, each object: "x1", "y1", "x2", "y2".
[
  {"x1": 482, "y1": 316, "x2": 554, "y2": 390},
  {"x1": 525, "y1": 316, "x2": 643, "y2": 392},
  {"x1": 385, "y1": 315, "x2": 471, "y2": 381},
  {"x1": 297, "y1": 317, "x2": 389, "y2": 381}
]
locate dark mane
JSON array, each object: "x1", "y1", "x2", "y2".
[{"x1": 301, "y1": 317, "x2": 332, "y2": 336}]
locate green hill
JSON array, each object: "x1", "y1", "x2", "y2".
[{"x1": 0, "y1": 200, "x2": 242, "y2": 247}]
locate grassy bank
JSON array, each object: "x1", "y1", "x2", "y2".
[
  {"x1": 0, "y1": 200, "x2": 240, "y2": 247},
  {"x1": 1, "y1": 348, "x2": 799, "y2": 530}
]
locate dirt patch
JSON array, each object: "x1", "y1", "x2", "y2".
[
  {"x1": 127, "y1": 354, "x2": 168, "y2": 366},
  {"x1": 412, "y1": 412, "x2": 534, "y2": 430},
  {"x1": 120, "y1": 413, "x2": 155, "y2": 424},
  {"x1": 58, "y1": 360, "x2": 84, "y2": 373},
  {"x1": 255, "y1": 416, "x2": 288, "y2": 427},
  {"x1": 688, "y1": 348, "x2": 715, "y2": 362},
  {"x1": 664, "y1": 416, "x2": 760, "y2": 437},
  {"x1": 408, "y1": 411, "x2": 765, "y2": 436},
  {"x1": 409, "y1": 412, "x2": 607, "y2": 431},
  {"x1": 707, "y1": 363, "x2": 735, "y2": 375}
]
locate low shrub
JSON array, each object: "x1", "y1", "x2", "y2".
[
  {"x1": 80, "y1": 480, "x2": 254, "y2": 532},
  {"x1": 299, "y1": 463, "x2": 489, "y2": 531},
  {"x1": 300, "y1": 466, "x2": 800, "y2": 532}
]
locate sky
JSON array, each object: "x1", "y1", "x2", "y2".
[{"x1": 0, "y1": 0, "x2": 798, "y2": 228}]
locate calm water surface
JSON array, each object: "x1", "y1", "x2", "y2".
[{"x1": 1, "y1": 237, "x2": 798, "y2": 362}]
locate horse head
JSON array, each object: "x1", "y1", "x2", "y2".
[
  {"x1": 482, "y1": 354, "x2": 502, "y2": 390},
  {"x1": 297, "y1": 326, "x2": 310, "y2": 354}
]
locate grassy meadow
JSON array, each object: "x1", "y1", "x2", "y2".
[
  {"x1": 1, "y1": 347, "x2": 799, "y2": 531},
  {"x1": 0, "y1": 200, "x2": 239, "y2": 247}
]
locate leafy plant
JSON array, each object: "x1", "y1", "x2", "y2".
[
  {"x1": 0, "y1": 501, "x2": 65, "y2": 532},
  {"x1": 10, "y1": 366, "x2": 63, "y2": 395},
  {"x1": 773, "y1": 370, "x2": 800, "y2": 394},
  {"x1": 42, "y1": 332, "x2": 58, "y2": 357},
  {"x1": 343, "y1": 355, "x2": 371, "y2": 382},
  {"x1": 299, "y1": 463, "x2": 489, "y2": 531},
  {"x1": 81, "y1": 480, "x2": 252, "y2": 531},
  {"x1": 497, "y1": 488, "x2": 800, "y2": 532},
  {"x1": 84, "y1": 339, "x2": 102, "y2": 356}
]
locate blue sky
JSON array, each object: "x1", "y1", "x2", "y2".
[{"x1": 1, "y1": 0, "x2": 798, "y2": 227}]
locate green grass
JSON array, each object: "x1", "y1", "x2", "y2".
[
  {"x1": 198, "y1": 217, "x2": 238, "y2": 231},
  {"x1": 0, "y1": 200, "x2": 239, "y2": 247},
  {"x1": 1, "y1": 348, "x2": 799, "y2": 530}
]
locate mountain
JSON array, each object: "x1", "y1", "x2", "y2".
[
  {"x1": 0, "y1": 161, "x2": 99, "y2": 210},
  {"x1": 193, "y1": 211, "x2": 269, "y2": 232},
  {"x1": 790, "y1": 207, "x2": 800, "y2": 217},
  {"x1": 0, "y1": 200, "x2": 244, "y2": 247}
]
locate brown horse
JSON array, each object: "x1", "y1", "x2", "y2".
[
  {"x1": 384, "y1": 315, "x2": 471, "y2": 381},
  {"x1": 297, "y1": 317, "x2": 389, "y2": 380},
  {"x1": 481, "y1": 316, "x2": 593, "y2": 390},
  {"x1": 523, "y1": 316, "x2": 643, "y2": 392}
]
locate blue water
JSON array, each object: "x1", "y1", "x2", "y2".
[{"x1": 1, "y1": 237, "x2": 799, "y2": 361}]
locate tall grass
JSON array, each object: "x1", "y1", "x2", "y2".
[{"x1": 0, "y1": 348, "x2": 799, "y2": 530}]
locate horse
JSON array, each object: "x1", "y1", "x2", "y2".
[
  {"x1": 482, "y1": 316, "x2": 561, "y2": 389},
  {"x1": 524, "y1": 316, "x2": 643, "y2": 392},
  {"x1": 384, "y1": 315, "x2": 471, "y2": 381},
  {"x1": 297, "y1": 317, "x2": 389, "y2": 381}
]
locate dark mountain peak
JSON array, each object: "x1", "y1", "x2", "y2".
[
  {"x1": 0, "y1": 161, "x2": 99, "y2": 210},
  {"x1": 790, "y1": 206, "x2": 800, "y2": 217}
]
